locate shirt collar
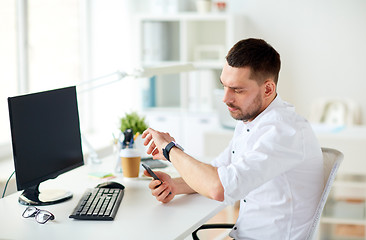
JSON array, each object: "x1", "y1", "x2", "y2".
[{"x1": 244, "y1": 95, "x2": 283, "y2": 129}]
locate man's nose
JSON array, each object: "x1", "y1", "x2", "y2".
[{"x1": 222, "y1": 89, "x2": 233, "y2": 104}]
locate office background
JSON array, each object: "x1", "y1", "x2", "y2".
[
  {"x1": 1, "y1": 0, "x2": 366, "y2": 153},
  {"x1": 1, "y1": 0, "x2": 366, "y2": 238},
  {"x1": 1, "y1": 0, "x2": 365, "y2": 166}
]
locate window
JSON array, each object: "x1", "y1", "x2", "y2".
[
  {"x1": 0, "y1": 1, "x2": 17, "y2": 149},
  {"x1": 27, "y1": 0, "x2": 81, "y2": 92},
  {"x1": 0, "y1": 0, "x2": 82, "y2": 159},
  {"x1": 0, "y1": 1, "x2": 140, "y2": 160}
]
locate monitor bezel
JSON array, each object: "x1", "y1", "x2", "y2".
[{"x1": 8, "y1": 86, "x2": 84, "y2": 192}]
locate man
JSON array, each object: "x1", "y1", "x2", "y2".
[{"x1": 142, "y1": 38, "x2": 324, "y2": 239}]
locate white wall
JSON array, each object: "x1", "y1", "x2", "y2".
[
  {"x1": 89, "y1": 0, "x2": 366, "y2": 124},
  {"x1": 228, "y1": 0, "x2": 366, "y2": 122}
]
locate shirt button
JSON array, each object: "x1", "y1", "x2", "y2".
[
  {"x1": 234, "y1": 227, "x2": 237, "y2": 230},
  {"x1": 232, "y1": 151, "x2": 235, "y2": 154},
  {"x1": 247, "y1": 129, "x2": 250, "y2": 132}
]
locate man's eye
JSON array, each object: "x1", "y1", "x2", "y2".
[{"x1": 234, "y1": 89, "x2": 243, "y2": 94}]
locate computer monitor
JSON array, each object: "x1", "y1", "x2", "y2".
[{"x1": 8, "y1": 86, "x2": 84, "y2": 205}]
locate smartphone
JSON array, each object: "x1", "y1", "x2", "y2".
[
  {"x1": 142, "y1": 163, "x2": 161, "y2": 181},
  {"x1": 142, "y1": 163, "x2": 171, "y2": 194}
]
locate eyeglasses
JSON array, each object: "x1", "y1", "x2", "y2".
[{"x1": 22, "y1": 206, "x2": 55, "y2": 224}]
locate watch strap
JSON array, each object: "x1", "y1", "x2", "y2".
[
  {"x1": 162, "y1": 141, "x2": 184, "y2": 162},
  {"x1": 162, "y1": 142, "x2": 175, "y2": 162}
]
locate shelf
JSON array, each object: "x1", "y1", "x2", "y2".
[
  {"x1": 140, "y1": 61, "x2": 224, "y2": 70},
  {"x1": 320, "y1": 223, "x2": 366, "y2": 240},
  {"x1": 322, "y1": 217, "x2": 366, "y2": 225},
  {"x1": 324, "y1": 198, "x2": 365, "y2": 220},
  {"x1": 193, "y1": 61, "x2": 224, "y2": 69},
  {"x1": 136, "y1": 12, "x2": 245, "y2": 111},
  {"x1": 333, "y1": 180, "x2": 366, "y2": 189},
  {"x1": 140, "y1": 61, "x2": 188, "y2": 67},
  {"x1": 136, "y1": 12, "x2": 238, "y2": 21}
]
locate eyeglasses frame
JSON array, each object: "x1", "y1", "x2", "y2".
[{"x1": 22, "y1": 206, "x2": 55, "y2": 224}]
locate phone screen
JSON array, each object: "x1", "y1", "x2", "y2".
[{"x1": 142, "y1": 163, "x2": 161, "y2": 181}]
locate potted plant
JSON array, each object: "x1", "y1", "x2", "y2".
[
  {"x1": 119, "y1": 111, "x2": 149, "y2": 137},
  {"x1": 119, "y1": 112, "x2": 149, "y2": 157}
]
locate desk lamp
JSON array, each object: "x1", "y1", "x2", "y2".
[
  {"x1": 77, "y1": 63, "x2": 195, "y2": 164},
  {"x1": 77, "y1": 63, "x2": 195, "y2": 93}
]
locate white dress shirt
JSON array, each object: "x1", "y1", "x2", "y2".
[{"x1": 211, "y1": 95, "x2": 324, "y2": 240}]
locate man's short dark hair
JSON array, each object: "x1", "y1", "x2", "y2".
[{"x1": 226, "y1": 38, "x2": 281, "y2": 85}]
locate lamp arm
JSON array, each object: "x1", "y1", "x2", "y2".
[
  {"x1": 77, "y1": 71, "x2": 129, "y2": 94},
  {"x1": 76, "y1": 63, "x2": 194, "y2": 93},
  {"x1": 78, "y1": 71, "x2": 123, "y2": 86}
]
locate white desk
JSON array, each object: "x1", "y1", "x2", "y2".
[{"x1": 0, "y1": 156, "x2": 225, "y2": 240}]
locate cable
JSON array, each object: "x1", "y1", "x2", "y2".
[{"x1": 2, "y1": 171, "x2": 15, "y2": 198}]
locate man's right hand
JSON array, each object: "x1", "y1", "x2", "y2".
[{"x1": 144, "y1": 170, "x2": 176, "y2": 203}]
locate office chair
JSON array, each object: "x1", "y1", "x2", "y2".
[
  {"x1": 305, "y1": 148, "x2": 343, "y2": 240},
  {"x1": 192, "y1": 148, "x2": 343, "y2": 240}
]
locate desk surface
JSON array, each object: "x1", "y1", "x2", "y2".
[{"x1": 0, "y1": 156, "x2": 225, "y2": 240}]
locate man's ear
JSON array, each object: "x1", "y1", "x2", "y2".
[{"x1": 263, "y1": 80, "x2": 276, "y2": 97}]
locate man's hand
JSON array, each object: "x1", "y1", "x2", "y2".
[
  {"x1": 142, "y1": 128, "x2": 223, "y2": 202},
  {"x1": 142, "y1": 128, "x2": 175, "y2": 161},
  {"x1": 144, "y1": 170, "x2": 176, "y2": 203}
]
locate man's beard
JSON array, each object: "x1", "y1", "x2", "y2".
[{"x1": 227, "y1": 92, "x2": 263, "y2": 122}]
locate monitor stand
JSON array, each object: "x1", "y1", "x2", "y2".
[{"x1": 18, "y1": 184, "x2": 73, "y2": 206}]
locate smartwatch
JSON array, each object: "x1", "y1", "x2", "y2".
[{"x1": 162, "y1": 141, "x2": 184, "y2": 162}]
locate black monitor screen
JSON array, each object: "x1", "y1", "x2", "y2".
[{"x1": 8, "y1": 86, "x2": 84, "y2": 192}]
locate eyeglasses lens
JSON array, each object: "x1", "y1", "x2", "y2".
[
  {"x1": 35, "y1": 211, "x2": 54, "y2": 224},
  {"x1": 22, "y1": 206, "x2": 37, "y2": 218}
]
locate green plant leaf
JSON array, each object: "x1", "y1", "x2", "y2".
[{"x1": 120, "y1": 111, "x2": 148, "y2": 134}]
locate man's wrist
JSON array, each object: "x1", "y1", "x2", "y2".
[{"x1": 162, "y1": 141, "x2": 184, "y2": 162}]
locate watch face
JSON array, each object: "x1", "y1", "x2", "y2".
[{"x1": 172, "y1": 141, "x2": 184, "y2": 151}]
